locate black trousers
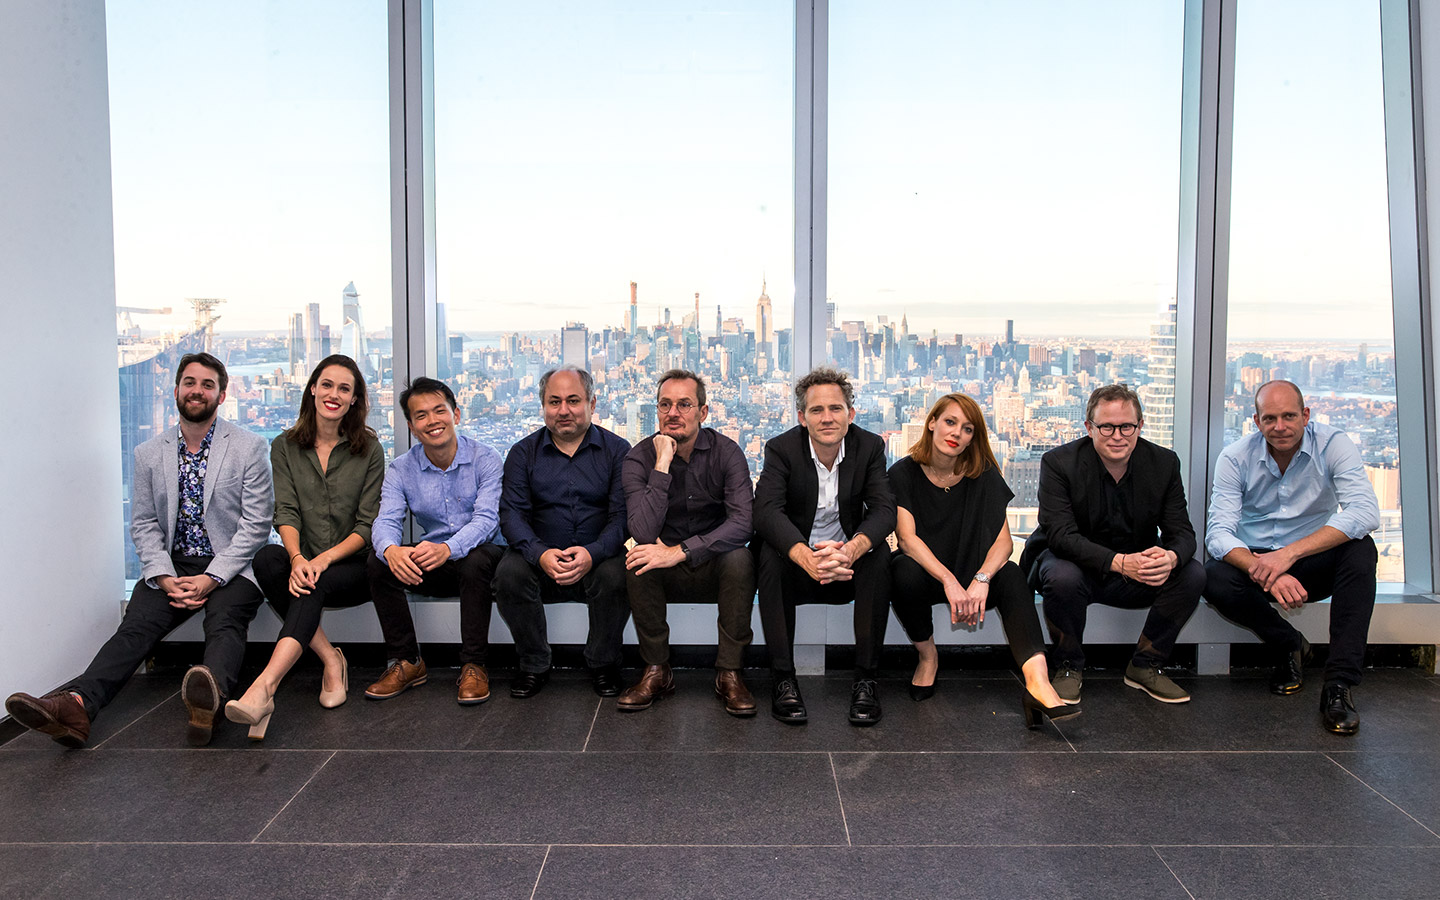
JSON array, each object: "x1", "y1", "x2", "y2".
[
  {"x1": 1203, "y1": 537, "x2": 1377, "y2": 686},
  {"x1": 890, "y1": 554, "x2": 1045, "y2": 669},
  {"x1": 366, "y1": 543, "x2": 502, "y2": 666},
  {"x1": 756, "y1": 542, "x2": 889, "y2": 678},
  {"x1": 626, "y1": 547, "x2": 755, "y2": 670},
  {"x1": 1033, "y1": 551, "x2": 1205, "y2": 669},
  {"x1": 493, "y1": 548, "x2": 630, "y2": 673},
  {"x1": 253, "y1": 544, "x2": 371, "y2": 648},
  {"x1": 69, "y1": 554, "x2": 263, "y2": 720}
]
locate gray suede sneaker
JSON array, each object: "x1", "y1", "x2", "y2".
[
  {"x1": 1051, "y1": 666, "x2": 1083, "y2": 705},
  {"x1": 1124, "y1": 662, "x2": 1191, "y2": 704}
]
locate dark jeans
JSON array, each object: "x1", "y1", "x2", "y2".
[
  {"x1": 757, "y1": 542, "x2": 889, "y2": 678},
  {"x1": 626, "y1": 547, "x2": 755, "y2": 670},
  {"x1": 253, "y1": 544, "x2": 371, "y2": 648},
  {"x1": 493, "y1": 548, "x2": 630, "y2": 673},
  {"x1": 890, "y1": 554, "x2": 1044, "y2": 669},
  {"x1": 1203, "y1": 537, "x2": 1377, "y2": 686},
  {"x1": 69, "y1": 554, "x2": 263, "y2": 720},
  {"x1": 366, "y1": 543, "x2": 502, "y2": 666},
  {"x1": 1033, "y1": 551, "x2": 1205, "y2": 669}
]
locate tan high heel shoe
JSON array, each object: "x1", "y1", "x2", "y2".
[
  {"x1": 319, "y1": 647, "x2": 349, "y2": 709},
  {"x1": 223, "y1": 697, "x2": 275, "y2": 741}
]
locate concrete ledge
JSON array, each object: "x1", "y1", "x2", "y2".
[{"x1": 156, "y1": 588, "x2": 1440, "y2": 676}]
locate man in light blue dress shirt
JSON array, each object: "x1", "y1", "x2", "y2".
[
  {"x1": 1204, "y1": 381, "x2": 1380, "y2": 735},
  {"x1": 365, "y1": 377, "x2": 504, "y2": 705}
]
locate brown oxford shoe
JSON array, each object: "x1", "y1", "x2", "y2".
[
  {"x1": 365, "y1": 658, "x2": 428, "y2": 700},
  {"x1": 616, "y1": 664, "x2": 674, "y2": 712},
  {"x1": 181, "y1": 666, "x2": 220, "y2": 747},
  {"x1": 715, "y1": 668, "x2": 756, "y2": 717},
  {"x1": 457, "y1": 663, "x2": 491, "y2": 705},
  {"x1": 5, "y1": 691, "x2": 90, "y2": 748}
]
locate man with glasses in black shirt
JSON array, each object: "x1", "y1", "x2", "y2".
[{"x1": 1020, "y1": 384, "x2": 1205, "y2": 706}]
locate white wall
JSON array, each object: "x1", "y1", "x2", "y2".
[{"x1": 0, "y1": 0, "x2": 124, "y2": 701}]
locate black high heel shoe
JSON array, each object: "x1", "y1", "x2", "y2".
[
  {"x1": 1022, "y1": 688, "x2": 1081, "y2": 729},
  {"x1": 908, "y1": 682, "x2": 935, "y2": 702}
]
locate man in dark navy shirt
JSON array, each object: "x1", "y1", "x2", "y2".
[{"x1": 496, "y1": 366, "x2": 632, "y2": 698}]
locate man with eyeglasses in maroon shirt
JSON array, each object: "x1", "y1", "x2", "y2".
[
  {"x1": 618, "y1": 369, "x2": 757, "y2": 716},
  {"x1": 1019, "y1": 384, "x2": 1205, "y2": 707}
]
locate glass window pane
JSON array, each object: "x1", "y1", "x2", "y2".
[
  {"x1": 434, "y1": 1, "x2": 793, "y2": 471},
  {"x1": 829, "y1": 0, "x2": 1186, "y2": 541},
  {"x1": 109, "y1": 1, "x2": 394, "y2": 580},
  {"x1": 1227, "y1": 0, "x2": 1400, "y2": 581}
]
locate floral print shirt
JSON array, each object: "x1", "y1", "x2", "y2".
[{"x1": 174, "y1": 423, "x2": 216, "y2": 558}]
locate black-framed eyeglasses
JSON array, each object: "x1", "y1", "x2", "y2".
[
  {"x1": 1091, "y1": 422, "x2": 1138, "y2": 437},
  {"x1": 657, "y1": 399, "x2": 697, "y2": 413}
]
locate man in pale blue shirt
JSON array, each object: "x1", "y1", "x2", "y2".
[
  {"x1": 1204, "y1": 380, "x2": 1380, "y2": 735},
  {"x1": 365, "y1": 377, "x2": 504, "y2": 705}
]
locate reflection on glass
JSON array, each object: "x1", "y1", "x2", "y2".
[
  {"x1": 108, "y1": 1, "x2": 394, "y2": 578},
  {"x1": 1228, "y1": 0, "x2": 1400, "y2": 581},
  {"x1": 828, "y1": 0, "x2": 1186, "y2": 544},
  {"x1": 434, "y1": 1, "x2": 794, "y2": 473}
]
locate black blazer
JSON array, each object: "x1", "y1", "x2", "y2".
[
  {"x1": 753, "y1": 424, "x2": 896, "y2": 554},
  {"x1": 1018, "y1": 435, "x2": 1196, "y2": 577}
]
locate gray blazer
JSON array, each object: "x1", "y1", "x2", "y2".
[{"x1": 131, "y1": 417, "x2": 274, "y2": 588}]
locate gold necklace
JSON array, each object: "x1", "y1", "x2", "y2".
[{"x1": 925, "y1": 463, "x2": 960, "y2": 493}]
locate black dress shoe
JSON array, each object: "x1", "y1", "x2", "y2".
[
  {"x1": 848, "y1": 679, "x2": 882, "y2": 727},
  {"x1": 1320, "y1": 681, "x2": 1359, "y2": 735},
  {"x1": 1270, "y1": 638, "x2": 1310, "y2": 695},
  {"x1": 770, "y1": 675, "x2": 807, "y2": 724},
  {"x1": 590, "y1": 666, "x2": 623, "y2": 697},
  {"x1": 510, "y1": 669, "x2": 551, "y2": 699}
]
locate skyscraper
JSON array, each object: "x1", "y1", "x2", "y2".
[
  {"x1": 340, "y1": 281, "x2": 371, "y2": 376},
  {"x1": 304, "y1": 302, "x2": 322, "y2": 373},
  {"x1": 1139, "y1": 300, "x2": 1177, "y2": 449},
  {"x1": 627, "y1": 281, "x2": 638, "y2": 338},
  {"x1": 756, "y1": 279, "x2": 773, "y2": 346},
  {"x1": 561, "y1": 322, "x2": 589, "y2": 369},
  {"x1": 288, "y1": 312, "x2": 304, "y2": 376}
]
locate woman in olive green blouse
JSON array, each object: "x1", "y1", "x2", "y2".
[{"x1": 225, "y1": 354, "x2": 385, "y2": 739}]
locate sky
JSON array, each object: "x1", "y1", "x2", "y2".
[{"x1": 105, "y1": 0, "x2": 1396, "y2": 344}]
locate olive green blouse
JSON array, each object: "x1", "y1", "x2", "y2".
[{"x1": 270, "y1": 431, "x2": 386, "y2": 561}]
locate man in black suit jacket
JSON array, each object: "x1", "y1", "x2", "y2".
[
  {"x1": 754, "y1": 368, "x2": 896, "y2": 726},
  {"x1": 1019, "y1": 384, "x2": 1204, "y2": 706}
]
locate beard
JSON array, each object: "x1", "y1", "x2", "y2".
[{"x1": 177, "y1": 395, "x2": 220, "y2": 424}]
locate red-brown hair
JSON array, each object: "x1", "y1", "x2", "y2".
[{"x1": 908, "y1": 392, "x2": 999, "y2": 480}]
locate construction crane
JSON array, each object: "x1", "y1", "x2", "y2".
[{"x1": 186, "y1": 298, "x2": 225, "y2": 353}]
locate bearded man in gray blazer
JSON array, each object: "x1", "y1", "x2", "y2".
[{"x1": 6, "y1": 353, "x2": 273, "y2": 747}]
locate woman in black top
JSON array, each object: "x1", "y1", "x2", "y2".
[
  {"x1": 224, "y1": 355, "x2": 385, "y2": 739},
  {"x1": 889, "y1": 392, "x2": 1078, "y2": 727}
]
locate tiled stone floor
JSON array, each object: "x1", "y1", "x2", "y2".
[{"x1": 3, "y1": 664, "x2": 1439, "y2": 898}]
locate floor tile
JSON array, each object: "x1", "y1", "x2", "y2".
[
  {"x1": 259, "y1": 750, "x2": 846, "y2": 845},
  {"x1": 1159, "y1": 846, "x2": 1440, "y2": 900},
  {"x1": 0, "y1": 749, "x2": 332, "y2": 842},
  {"x1": 1056, "y1": 670, "x2": 1440, "y2": 753},
  {"x1": 0, "y1": 843, "x2": 544, "y2": 900},
  {"x1": 1, "y1": 675, "x2": 178, "y2": 750},
  {"x1": 100, "y1": 667, "x2": 599, "y2": 752},
  {"x1": 1325, "y1": 752, "x2": 1440, "y2": 835},
  {"x1": 831, "y1": 751, "x2": 1439, "y2": 847},
  {"x1": 536, "y1": 845, "x2": 1192, "y2": 900},
  {"x1": 583, "y1": 670, "x2": 1075, "y2": 753}
]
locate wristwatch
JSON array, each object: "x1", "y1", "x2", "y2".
[
  {"x1": 680, "y1": 541, "x2": 692, "y2": 563},
  {"x1": 973, "y1": 572, "x2": 991, "y2": 584}
]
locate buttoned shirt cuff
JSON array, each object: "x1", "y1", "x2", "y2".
[{"x1": 205, "y1": 573, "x2": 227, "y2": 586}]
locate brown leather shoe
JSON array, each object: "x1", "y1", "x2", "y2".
[
  {"x1": 616, "y1": 664, "x2": 674, "y2": 712},
  {"x1": 5, "y1": 691, "x2": 90, "y2": 748},
  {"x1": 456, "y1": 663, "x2": 491, "y2": 705},
  {"x1": 365, "y1": 658, "x2": 428, "y2": 700},
  {"x1": 182, "y1": 666, "x2": 219, "y2": 747},
  {"x1": 715, "y1": 668, "x2": 756, "y2": 717}
]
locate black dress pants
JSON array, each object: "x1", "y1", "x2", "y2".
[
  {"x1": 890, "y1": 554, "x2": 1044, "y2": 669},
  {"x1": 69, "y1": 554, "x2": 263, "y2": 719},
  {"x1": 366, "y1": 543, "x2": 502, "y2": 666},
  {"x1": 1203, "y1": 537, "x2": 1377, "y2": 686},
  {"x1": 626, "y1": 547, "x2": 755, "y2": 670},
  {"x1": 253, "y1": 544, "x2": 371, "y2": 648},
  {"x1": 493, "y1": 548, "x2": 630, "y2": 673},
  {"x1": 757, "y1": 542, "x2": 889, "y2": 678},
  {"x1": 1034, "y1": 551, "x2": 1205, "y2": 670}
]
